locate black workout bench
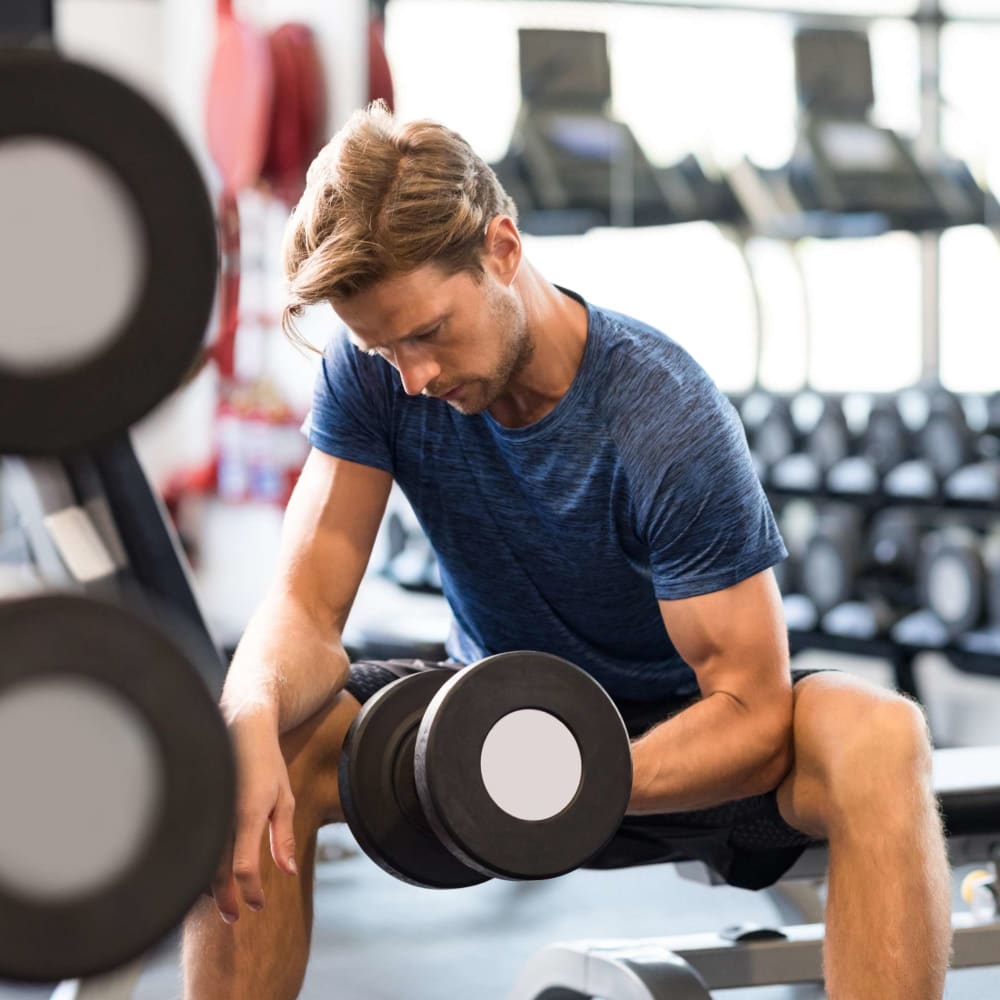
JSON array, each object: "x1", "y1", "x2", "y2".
[{"x1": 510, "y1": 745, "x2": 1000, "y2": 999}]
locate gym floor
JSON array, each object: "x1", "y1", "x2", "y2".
[{"x1": 2, "y1": 653, "x2": 997, "y2": 1000}]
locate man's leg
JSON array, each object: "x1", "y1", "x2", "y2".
[
  {"x1": 775, "y1": 672, "x2": 952, "y2": 1000},
  {"x1": 181, "y1": 690, "x2": 360, "y2": 1000}
]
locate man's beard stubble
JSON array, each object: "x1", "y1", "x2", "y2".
[{"x1": 463, "y1": 282, "x2": 534, "y2": 415}]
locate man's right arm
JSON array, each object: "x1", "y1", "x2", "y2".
[
  {"x1": 218, "y1": 448, "x2": 393, "y2": 734},
  {"x1": 203, "y1": 449, "x2": 391, "y2": 922}
]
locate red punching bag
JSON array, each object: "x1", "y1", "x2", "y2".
[{"x1": 369, "y1": 11, "x2": 394, "y2": 109}]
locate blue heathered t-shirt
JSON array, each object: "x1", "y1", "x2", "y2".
[{"x1": 305, "y1": 287, "x2": 786, "y2": 702}]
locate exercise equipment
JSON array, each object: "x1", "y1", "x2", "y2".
[
  {"x1": 262, "y1": 21, "x2": 326, "y2": 205},
  {"x1": 868, "y1": 507, "x2": 923, "y2": 583},
  {"x1": 205, "y1": 0, "x2": 273, "y2": 379},
  {"x1": 0, "y1": 49, "x2": 217, "y2": 454},
  {"x1": 773, "y1": 499, "x2": 818, "y2": 597},
  {"x1": 494, "y1": 29, "x2": 740, "y2": 235},
  {"x1": 919, "y1": 527, "x2": 1000, "y2": 639},
  {"x1": 938, "y1": 395, "x2": 1000, "y2": 502},
  {"x1": 825, "y1": 508, "x2": 923, "y2": 638},
  {"x1": 0, "y1": 593, "x2": 234, "y2": 983},
  {"x1": 740, "y1": 392, "x2": 798, "y2": 482},
  {"x1": 787, "y1": 29, "x2": 985, "y2": 232},
  {"x1": 510, "y1": 745, "x2": 1000, "y2": 999},
  {"x1": 340, "y1": 651, "x2": 632, "y2": 888},
  {"x1": 1, "y1": 6, "x2": 236, "y2": 990},
  {"x1": 828, "y1": 395, "x2": 910, "y2": 493},
  {"x1": 368, "y1": 5, "x2": 394, "y2": 110},
  {"x1": 339, "y1": 669, "x2": 488, "y2": 889},
  {"x1": 795, "y1": 505, "x2": 924, "y2": 639},
  {"x1": 770, "y1": 393, "x2": 850, "y2": 491},
  {"x1": 886, "y1": 389, "x2": 974, "y2": 499},
  {"x1": 799, "y1": 504, "x2": 865, "y2": 618},
  {"x1": 731, "y1": 28, "x2": 991, "y2": 239}
]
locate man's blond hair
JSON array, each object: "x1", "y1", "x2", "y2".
[{"x1": 281, "y1": 101, "x2": 517, "y2": 351}]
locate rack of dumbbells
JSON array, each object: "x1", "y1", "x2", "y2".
[{"x1": 735, "y1": 386, "x2": 1000, "y2": 703}]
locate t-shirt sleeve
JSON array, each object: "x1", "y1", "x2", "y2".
[
  {"x1": 626, "y1": 359, "x2": 786, "y2": 601},
  {"x1": 301, "y1": 328, "x2": 396, "y2": 474}
]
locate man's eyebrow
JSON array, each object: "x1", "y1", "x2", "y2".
[{"x1": 348, "y1": 314, "x2": 447, "y2": 351}]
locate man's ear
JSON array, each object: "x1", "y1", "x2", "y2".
[{"x1": 483, "y1": 215, "x2": 521, "y2": 286}]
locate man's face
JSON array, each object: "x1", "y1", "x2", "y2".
[{"x1": 331, "y1": 263, "x2": 532, "y2": 415}]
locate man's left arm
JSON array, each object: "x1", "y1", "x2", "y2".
[{"x1": 628, "y1": 569, "x2": 794, "y2": 815}]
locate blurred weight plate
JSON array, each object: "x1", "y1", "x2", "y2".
[{"x1": 0, "y1": 50, "x2": 216, "y2": 454}]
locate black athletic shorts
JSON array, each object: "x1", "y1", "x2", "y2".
[{"x1": 345, "y1": 659, "x2": 827, "y2": 891}]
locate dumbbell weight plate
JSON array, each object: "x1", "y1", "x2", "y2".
[
  {"x1": 415, "y1": 651, "x2": 632, "y2": 881},
  {"x1": 862, "y1": 399, "x2": 909, "y2": 474},
  {"x1": 338, "y1": 671, "x2": 489, "y2": 890},
  {"x1": 920, "y1": 395, "x2": 974, "y2": 481},
  {"x1": 0, "y1": 593, "x2": 235, "y2": 983},
  {"x1": 753, "y1": 397, "x2": 797, "y2": 470},
  {"x1": 921, "y1": 532, "x2": 985, "y2": 637},
  {"x1": 868, "y1": 509, "x2": 922, "y2": 577},
  {"x1": 806, "y1": 397, "x2": 850, "y2": 472},
  {"x1": 0, "y1": 50, "x2": 216, "y2": 455},
  {"x1": 800, "y1": 506, "x2": 864, "y2": 616}
]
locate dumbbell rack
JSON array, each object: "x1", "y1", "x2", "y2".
[{"x1": 770, "y1": 484, "x2": 1000, "y2": 705}]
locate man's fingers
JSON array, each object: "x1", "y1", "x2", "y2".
[
  {"x1": 231, "y1": 804, "x2": 270, "y2": 913},
  {"x1": 269, "y1": 787, "x2": 299, "y2": 877},
  {"x1": 208, "y1": 839, "x2": 241, "y2": 924}
]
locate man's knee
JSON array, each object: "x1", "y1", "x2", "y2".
[
  {"x1": 278, "y1": 690, "x2": 361, "y2": 827},
  {"x1": 817, "y1": 691, "x2": 932, "y2": 817},
  {"x1": 786, "y1": 676, "x2": 935, "y2": 834}
]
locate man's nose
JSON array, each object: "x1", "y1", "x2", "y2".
[{"x1": 395, "y1": 347, "x2": 441, "y2": 396}]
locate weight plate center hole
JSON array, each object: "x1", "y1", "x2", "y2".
[
  {"x1": 0, "y1": 675, "x2": 164, "y2": 901},
  {"x1": 0, "y1": 137, "x2": 146, "y2": 373},
  {"x1": 480, "y1": 709, "x2": 582, "y2": 821}
]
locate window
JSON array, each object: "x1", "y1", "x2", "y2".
[
  {"x1": 939, "y1": 23, "x2": 1000, "y2": 391},
  {"x1": 387, "y1": 1, "x2": 933, "y2": 394}
]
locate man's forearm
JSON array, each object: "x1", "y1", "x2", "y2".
[
  {"x1": 219, "y1": 588, "x2": 351, "y2": 734},
  {"x1": 627, "y1": 690, "x2": 793, "y2": 815}
]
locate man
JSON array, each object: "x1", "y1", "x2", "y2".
[{"x1": 182, "y1": 102, "x2": 951, "y2": 1000}]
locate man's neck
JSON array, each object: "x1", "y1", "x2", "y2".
[{"x1": 489, "y1": 265, "x2": 588, "y2": 428}]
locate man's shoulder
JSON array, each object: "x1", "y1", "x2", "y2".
[{"x1": 588, "y1": 302, "x2": 723, "y2": 424}]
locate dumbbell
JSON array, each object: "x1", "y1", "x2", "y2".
[
  {"x1": 800, "y1": 504, "x2": 866, "y2": 618},
  {"x1": 740, "y1": 392, "x2": 798, "y2": 481},
  {"x1": 919, "y1": 527, "x2": 1000, "y2": 639},
  {"x1": 886, "y1": 390, "x2": 975, "y2": 499},
  {"x1": 800, "y1": 505, "x2": 919, "y2": 637},
  {"x1": 775, "y1": 500, "x2": 822, "y2": 630},
  {"x1": 828, "y1": 396, "x2": 911, "y2": 493},
  {"x1": 941, "y1": 393, "x2": 1000, "y2": 502},
  {"x1": 771, "y1": 393, "x2": 851, "y2": 491},
  {"x1": 774, "y1": 499, "x2": 819, "y2": 596},
  {"x1": 0, "y1": 593, "x2": 235, "y2": 983},
  {"x1": 339, "y1": 651, "x2": 632, "y2": 889},
  {"x1": 869, "y1": 508, "x2": 923, "y2": 583}
]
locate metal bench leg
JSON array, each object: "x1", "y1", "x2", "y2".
[
  {"x1": 49, "y1": 956, "x2": 146, "y2": 1000},
  {"x1": 508, "y1": 942, "x2": 713, "y2": 1000}
]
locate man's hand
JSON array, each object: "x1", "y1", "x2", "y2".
[{"x1": 207, "y1": 709, "x2": 299, "y2": 923}]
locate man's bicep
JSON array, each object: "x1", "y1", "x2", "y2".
[
  {"x1": 658, "y1": 569, "x2": 791, "y2": 704},
  {"x1": 276, "y1": 448, "x2": 393, "y2": 634}
]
